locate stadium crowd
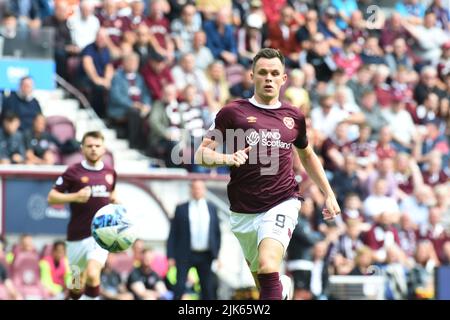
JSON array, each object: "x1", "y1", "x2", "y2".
[{"x1": 0, "y1": 0, "x2": 449, "y2": 300}]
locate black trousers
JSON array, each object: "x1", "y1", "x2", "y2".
[{"x1": 174, "y1": 251, "x2": 215, "y2": 300}]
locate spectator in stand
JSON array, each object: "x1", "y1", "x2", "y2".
[
  {"x1": 434, "y1": 184, "x2": 450, "y2": 230},
  {"x1": 96, "y1": 0, "x2": 124, "y2": 59},
  {"x1": 380, "y1": 12, "x2": 411, "y2": 54},
  {"x1": 204, "y1": 60, "x2": 230, "y2": 114},
  {"x1": 419, "y1": 121, "x2": 450, "y2": 164},
  {"x1": 191, "y1": 31, "x2": 214, "y2": 71},
  {"x1": 147, "y1": 0, "x2": 175, "y2": 64},
  {"x1": 421, "y1": 152, "x2": 448, "y2": 187},
  {"x1": 365, "y1": 158, "x2": 398, "y2": 198},
  {"x1": 330, "y1": 154, "x2": 364, "y2": 208},
  {"x1": 230, "y1": 67, "x2": 255, "y2": 100},
  {"x1": 203, "y1": 7, "x2": 238, "y2": 65},
  {"x1": 299, "y1": 33, "x2": 337, "y2": 83},
  {"x1": 414, "y1": 66, "x2": 446, "y2": 105},
  {"x1": 147, "y1": 84, "x2": 181, "y2": 165},
  {"x1": 346, "y1": 124, "x2": 376, "y2": 168},
  {"x1": 393, "y1": 153, "x2": 423, "y2": 199},
  {"x1": 140, "y1": 51, "x2": 174, "y2": 102},
  {"x1": 402, "y1": 11, "x2": 450, "y2": 67},
  {"x1": 333, "y1": 38, "x2": 362, "y2": 78},
  {"x1": 171, "y1": 52, "x2": 209, "y2": 99},
  {"x1": 400, "y1": 185, "x2": 436, "y2": 227},
  {"x1": 363, "y1": 178, "x2": 400, "y2": 222},
  {"x1": 43, "y1": 0, "x2": 79, "y2": 81},
  {"x1": 284, "y1": 69, "x2": 310, "y2": 112},
  {"x1": 360, "y1": 36, "x2": 387, "y2": 66},
  {"x1": 349, "y1": 246, "x2": 374, "y2": 275},
  {"x1": 133, "y1": 24, "x2": 157, "y2": 70},
  {"x1": 265, "y1": 5, "x2": 301, "y2": 68},
  {"x1": 39, "y1": 241, "x2": 70, "y2": 299},
  {"x1": 78, "y1": 28, "x2": 114, "y2": 118},
  {"x1": 418, "y1": 206, "x2": 450, "y2": 263},
  {"x1": 363, "y1": 212, "x2": 401, "y2": 263},
  {"x1": 358, "y1": 91, "x2": 387, "y2": 141},
  {"x1": 170, "y1": 3, "x2": 202, "y2": 55},
  {"x1": 108, "y1": 53, "x2": 151, "y2": 148},
  {"x1": 348, "y1": 65, "x2": 373, "y2": 106},
  {"x1": 426, "y1": 0, "x2": 450, "y2": 31},
  {"x1": 320, "y1": 121, "x2": 350, "y2": 177},
  {"x1": 132, "y1": 239, "x2": 145, "y2": 268},
  {"x1": 0, "y1": 113, "x2": 26, "y2": 165},
  {"x1": 311, "y1": 95, "x2": 347, "y2": 141},
  {"x1": 375, "y1": 126, "x2": 397, "y2": 160},
  {"x1": 385, "y1": 38, "x2": 415, "y2": 74},
  {"x1": 100, "y1": 255, "x2": 134, "y2": 300},
  {"x1": 343, "y1": 9, "x2": 368, "y2": 49},
  {"x1": 236, "y1": 13, "x2": 263, "y2": 68},
  {"x1": 1, "y1": 76, "x2": 42, "y2": 132},
  {"x1": 413, "y1": 93, "x2": 440, "y2": 125},
  {"x1": 398, "y1": 213, "x2": 418, "y2": 258},
  {"x1": 6, "y1": 233, "x2": 37, "y2": 264},
  {"x1": 381, "y1": 97, "x2": 419, "y2": 153},
  {"x1": 24, "y1": 113, "x2": 60, "y2": 165},
  {"x1": 67, "y1": 0, "x2": 100, "y2": 51},
  {"x1": 127, "y1": 248, "x2": 170, "y2": 300}
]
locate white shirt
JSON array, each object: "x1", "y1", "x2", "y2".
[
  {"x1": 189, "y1": 199, "x2": 210, "y2": 252},
  {"x1": 311, "y1": 105, "x2": 348, "y2": 138},
  {"x1": 363, "y1": 195, "x2": 400, "y2": 220},
  {"x1": 68, "y1": 12, "x2": 100, "y2": 50}
]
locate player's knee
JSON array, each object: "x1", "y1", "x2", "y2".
[
  {"x1": 258, "y1": 254, "x2": 279, "y2": 274},
  {"x1": 85, "y1": 265, "x2": 101, "y2": 282}
]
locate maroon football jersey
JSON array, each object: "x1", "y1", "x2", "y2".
[
  {"x1": 53, "y1": 161, "x2": 117, "y2": 241},
  {"x1": 206, "y1": 98, "x2": 308, "y2": 213}
]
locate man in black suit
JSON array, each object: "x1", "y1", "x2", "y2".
[{"x1": 167, "y1": 180, "x2": 221, "y2": 300}]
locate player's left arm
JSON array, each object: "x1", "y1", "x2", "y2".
[
  {"x1": 110, "y1": 190, "x2": 119, "y2": 204},
  {"x1": 296, "y1": 145, "x2": 341, "y2": 220}
]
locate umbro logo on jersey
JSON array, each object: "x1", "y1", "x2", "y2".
[{"x1": 247, "y1": 116, "x2": 257, "y2": 123}]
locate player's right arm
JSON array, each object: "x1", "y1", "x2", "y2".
[
  {"x1": 47, "y1": 186, "x2": 91, "y2": 204},
  {"x1": 194, "y1": 138, "x2": 251, "y2": 168}
]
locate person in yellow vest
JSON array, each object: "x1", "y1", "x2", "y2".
[{"x1": 39, "y1": 241, "x2": 71, "y2": 299}]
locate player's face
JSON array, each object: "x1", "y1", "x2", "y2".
[
  {"x1": 82, "y1": 137, "x2": 105, "y2": 164},
  {"x1": 251, "y1": 58, "x2": 287, "y2": 104}
]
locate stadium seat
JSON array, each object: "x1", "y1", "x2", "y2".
[
  {"x1": 46, "y1": 115, "x2": 76, "y2": 143},
  {"x1": 11, "y1": 252, "x2": 48, "y2": 300}
]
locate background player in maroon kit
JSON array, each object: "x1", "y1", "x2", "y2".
[
  {"x1": 47, "y1": 131, "x2": 117, "y2": 300},
  {"x1": 195, "y1": 48, "x2": 340, "y2": 300}
]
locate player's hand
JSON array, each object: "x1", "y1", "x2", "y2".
[
  {"x1": 76, "y1": 186, "x2": 91, "y2": 203},
  {"x1": 322, "y1": 195, "x2": 341, "y2": 221},
  {"x1": 225, "y1": 147, "x2": 252, "y2": 167}
]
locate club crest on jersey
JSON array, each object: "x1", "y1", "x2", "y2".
[
  {"x1": 283, "y1": 117, "x2": 294, "y2": 129},
  {"x1": 247, "y1": 116, "x2": 257, "y2": 123},
  {"x1": 81, "y1": 176, "x2": 89, "y2": 183},
  {"x1": 105, "y1": 174, "x2": 114, "y2": 185}
]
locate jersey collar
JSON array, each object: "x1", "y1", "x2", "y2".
[
  {"x1": 81, "y1": 160, "x2": 105, "y2": 171},
  {"x1": 248, "y1": 96, "x2": 281, "y2": 109}
]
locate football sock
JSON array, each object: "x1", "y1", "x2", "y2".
[
  {"x1": 257, "y1": 272, "x2": 282, "y2": 300},
  {"x1": 84, "y1": 284, "x2": 100, "y2": 299}
]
